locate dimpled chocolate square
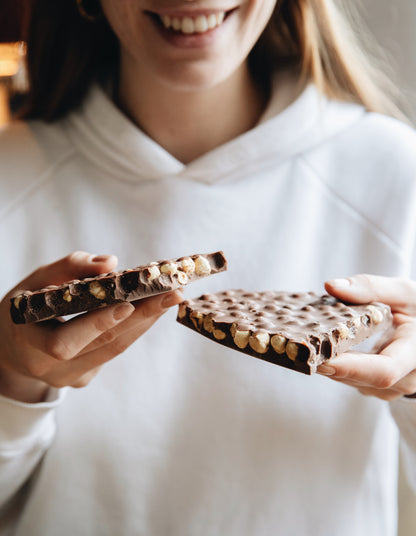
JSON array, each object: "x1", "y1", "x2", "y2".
[
  {"x1": 176, "y1": 289, "x2": 393, "y2": 374},
  {"x1": 10, "y1": 251, "x2": 227, "y2": 324}
]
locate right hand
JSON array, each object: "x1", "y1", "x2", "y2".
[{"x1": 0, "y1": 251, "x2": 183, "y2": 403}]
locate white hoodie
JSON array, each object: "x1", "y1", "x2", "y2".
[{"x1": 1, "y1": 81, "x2": 416, "y2": 536}]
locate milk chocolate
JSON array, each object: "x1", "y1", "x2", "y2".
[
  {"x1": 176, "y1": 289, "x2": 393, "y2": 374},
  {"x1": 10, "y1": 251, "x2": 227, "y2": 324}
]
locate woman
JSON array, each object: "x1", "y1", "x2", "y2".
[{"x1": 0, "y1": 0, "x2": 415, "y2": 534}]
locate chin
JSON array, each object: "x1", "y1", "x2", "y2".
[{"x1": 154, "y1": 60, "x2": 238, "y2": 92}]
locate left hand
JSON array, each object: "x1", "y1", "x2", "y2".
[{"x1": 316, "y1": 274, "x2": 416, "y2": 401}]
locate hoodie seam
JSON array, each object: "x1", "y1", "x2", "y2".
[{"x1": 298, "y1": 155, "x2": 406, "y2": 259}]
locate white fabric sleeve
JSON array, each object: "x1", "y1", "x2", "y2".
[
  {"x1": 389, "y1": 201, "x2": 416, "y2": 493},
  {"x1": 389, "y1": 398, "x2": 416, "y2": 492},
  {"x1": 0, "y1": 388, "x2": 66, "y2": 507}
]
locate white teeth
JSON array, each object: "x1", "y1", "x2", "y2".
[
  {"x1": 194, "y1": 15, "x2": 208, "y2": 33},
  {"x1": 182, "y1": 16, "x2": 194, "y2": 34},
  {"x1": 161, "y1": 15, "x2": 171, "y2": 28},
  {"x1": 158, "y1": 12, "x2": 227, "y2": 34},
  {"x1": 207, "y1": 14, "x2": 217, "y2": 29},
  {"x1": 172, "y1": 17, "x2": 181, "y2": 31}
]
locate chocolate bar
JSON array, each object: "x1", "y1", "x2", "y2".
[
  {"x1": 10, "y1": 251, "x2": 227, "y2": 324},
  {"x1": 176, "y1": 289, "x2": 393, "y2": 374}
]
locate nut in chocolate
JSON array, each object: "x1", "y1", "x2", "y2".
[
  {"x1": 10, "y1": 251, "x2": 227, "y2": 324},
  {"x1": 176, "y1": 289, "x2": 393, "y2": 374}
]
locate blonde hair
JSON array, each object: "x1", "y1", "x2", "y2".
[{"x1": 254, "y1": 0, "x2": 403, "y2": 119}]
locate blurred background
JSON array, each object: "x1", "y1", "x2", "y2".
[
  {"x1": 0, "y1": 0, "x2": 26, "y2": 126},
  {"x1": 0, "y1": 0, "x2": 415, "y2": 533},
  {"x1": 357, "y1": 0, "x2": 416, "y2": 123}
]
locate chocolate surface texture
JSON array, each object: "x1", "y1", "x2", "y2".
[
  {"x1": 176, "y1": 289, "x2": 393, "y2": 374},
  {"x1": 10, "y1": 251, "x2": 227, "y2": 324}
]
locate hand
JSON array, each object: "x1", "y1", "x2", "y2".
[
  {"x1": 0, "y1": 252, "x2": 183, "y2": 403},
  {"x1": 316, "y1": 274, "x2": 416, "y2": 401}
]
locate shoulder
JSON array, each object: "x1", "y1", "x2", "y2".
[
  {"x1": 0, "y1": 119, "x2": 75, "y2": 216},
  {"x1": 348, "y1": 111, "x2": 416, "y2": 168},
  {"x1": 327, "y1": 109, "x2": 416, "y2": 175},
  {"x1": 304, "y1": 105, "x2": 416, "y2": 189},
  {"x1": 301, "y1": 107, "x2": 416, "y2": 247}
]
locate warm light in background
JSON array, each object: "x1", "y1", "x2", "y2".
[
  {"x1": 0, "y1": 41, "x2": 27, "y2": 128},
  {"x1": 0, "y1": 84, "x2": 10, "y2": 126},
  {"x1": 0, "y1": 42, "x2": 22, "y2": 76}
]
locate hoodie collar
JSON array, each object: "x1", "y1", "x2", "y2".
[{"x1": 64, "y1": 76, "x2": 365, "y2": 184}]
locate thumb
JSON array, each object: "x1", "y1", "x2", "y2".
[
  {"x1": 325, "y1": 274, "x2": 416, "y2": 314},
  {"x1": 10, "y1": 251, "x2": 119, "y2": 296}
]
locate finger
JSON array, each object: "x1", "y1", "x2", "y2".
[
  {"x1": 319, "y1": 359, "x2": 416, "y2": 395},
  {"x1": 42, "y1": 291, "x2": 184, "y2": 386},
  {"x1": 77, "y1": 290, "x2": 184, "y2": 356},
  {"x1": 71, "y1": 324, "x2": 152, "y2": 377},
  {"x1": 316, "y1": 326, "x2": 416, "y2": 391},
  {"x1": 7, "y1": 304, "x2": 133, "y2": 379},
  {"x1": 325, "y1": 274, "x2": 416, "y2": 314},
  {"x1": 317, "y1": 369, "x2": 408, "y2": 400},
  {"x1": 9, "y1": 251, "x2": 119, "y2": 296},
  {"x1": 49, "y1": 316, "x2": 162, "y2": 387},
  {"x1": 389, "y1": 369, "x2": 416, "y2": 397},
  {"x1": 356, "y1": 386, "x2": 402, "y2": 402},
  {"x1": 69, "y1": 366, "x2": 102, "y2": 389},
  {"x1": 318, "y1": 352, "x2": 402, "y2": 389},
  {"x1": 22, "y1": 302, "x2": 135, "y2": 361}
]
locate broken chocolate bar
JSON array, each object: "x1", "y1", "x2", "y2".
[
  {"x1": 10, "y1": 251, "x2": 227, "y2": 324},
  {"x1": 176, "y1": 289, "x2": 393, "y2": 374}
]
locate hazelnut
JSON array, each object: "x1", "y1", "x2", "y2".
[
  {"x1": 194, "y1": 256, "x2": 211, "y2": 276},
  {"x1": 213, "y1": 329, "x2": 226, "y2": 340},
  {"x1": 89, "y1": 281, "x2": 106, "y2": 300},
  {"x1": 271, "y1": 334, "x2": 287, "y2": 354},
  {"x1": 178, "y1": 303, "x2": 187, "y2": 319},
  {"x1": 367, "y1": 305, "x2": 384, "y2": 325},
  {"x1": 180, "y1": 257, "x2": 195, "y2": 276},
  {"x1": 352, "y1": 317, "x2": 361, "y2": 329},
  {"x1": 203, "y1": 316, "x2": 215, "y2": 333},
  {"x1": 335, "y1": 323, "x2": 349, "y2": 340},
  {"x1": 160, "y1": 262, "x2": 178, "y2": 277},
  {"x1": 249, "y1": 332, "x2": 270, "y2": 354},
  {"x1": 177, "y1": 270, "x2": 188, "y2": 285},
  {"x1": 286, "y1": 342, "x2": 299, "y2": 361},
  {"x1": 190, "y1": 311, "x2": 203, "y2": 330},
  {"x1": 233, "y1": 329, "x2": 250, "y2": 349},
  {"x1": 13, "y1": 295, "x2": 23, "y2": 309},
  {"x1": 63, "y1": 289, "x2": 72, "y2": 302},
  {"x1": 146, "y1": 265, "x2": 161, "y2": 282}
]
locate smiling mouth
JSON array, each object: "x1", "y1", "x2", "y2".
[{"x1": 149, "y1": 9, "x2": 235, "y2": 35}]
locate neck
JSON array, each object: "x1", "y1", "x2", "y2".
[{"x1": 115, "y1": 62, "x2": 267, "y2": 164}]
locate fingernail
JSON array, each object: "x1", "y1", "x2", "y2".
[
  {"x1": 161, "y1": 291, "x2": 183, "y2": 309},
  {"x1": 91, "y1": 254, "x2": 114, "y2": 263},
  {"x1": 327, "y1": 278, "x2": 351, "y2": 289},
  {"x1": 113, "y1": 302, "x2": 134, "y2": 321},
  {"x1": 317, "y1": 364, "x2": 336, "y2": 376}
]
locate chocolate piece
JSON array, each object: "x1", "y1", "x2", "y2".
[
  {"x1": 10, "y1": 251, "x2": 227, "y2": 324},
  {"x1": 176, "y1": 289, "x2": 393, "y2": 375}
]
